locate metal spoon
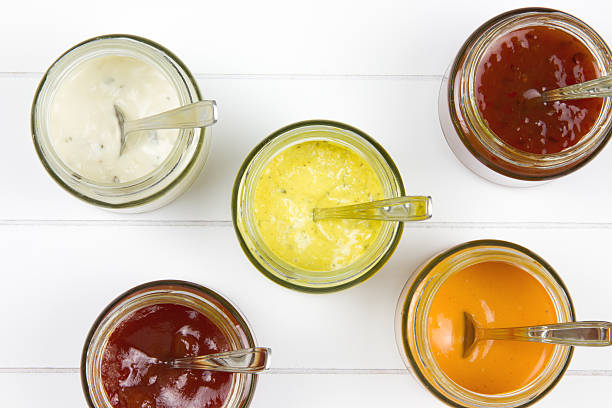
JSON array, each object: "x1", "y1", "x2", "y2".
[
  {"x1": 524, "y1": 74, "x2": 612, "y2": 103},
  {"x1": 462, "y1": 312, "x2": 612, "y2": 358},
  {"x1": 313, "y1": 196, "x2": 432, "y2": 222},
  {"x1": 114, "y1": 100, "x2": 217, "y2": 156},
  {"x1": 164, "y1": 347, "x2": 271, "y2": 373}
]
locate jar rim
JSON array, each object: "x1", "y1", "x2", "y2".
[
  {"x1": 398, "y1": 239, "x2": 575, "y2": 408},
  {"x1": 231, "y1": 119, "x2": 405, "y2": 293},
  {"x1": 80, "y1": 279, "x2": 258, "y2": 408},
  {"x1": 447, "y1": 8, "x2": 612, "y2": 181},
  {"x1": 31, "y1": 34, "x2": 208, "y2": 209}
]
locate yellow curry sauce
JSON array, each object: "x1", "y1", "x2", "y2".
[{"x1": 253, "y1": 141, "x2": 384, "y2": 271}]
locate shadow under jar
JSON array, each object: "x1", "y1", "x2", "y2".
[
  {"x1": 232, "y1": 120, "x2": 405, "y2": 293},
  {"x1": 82, "y1": 280, "x2": 258, "y2": 408},
  {"x1": 395, "y1": 240, "x2": 575, "y2": 408},
  {"x1": 439, "y1": 8, "x2": 612, "y2": 186},
  {"x1": 31, "y1": 35, "x2": 211, "y2": 212}
]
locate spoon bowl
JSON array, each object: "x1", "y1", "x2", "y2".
[
  {"x1": 462, "y1": 312, "x2": 612, "y2": 358},
  {"x1": 313, "y1": 196, "x2": 432, "y2": 222},
  {"x1": 115, "y1": 100, "x2": 217, "y2": 156},
  {"x1": 521, "y1": 74, "x2": 612, "y2": 107},
  {"x1": 164, "y1": 347, "x2": 271, "y2": 373}
]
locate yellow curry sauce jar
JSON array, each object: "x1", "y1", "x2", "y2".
[{"x1": 232, "y1": 120, "x2": 405, "y2": 292}]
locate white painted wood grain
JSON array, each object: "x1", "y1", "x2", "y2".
[
  {"x1": 2, "y1": 1, "x2": 612, "y2": 407},
  {"x1": 2, "y1": 76, "x2": 612, "y2": 222},
  {"x1": 2, "y1": 0, "x2": 611, "y2": 76},
  {"x1": 1, "y1": 372, "x2": 610, "y2": 408},
  {"x1": 1, "y1": 225, "x2": 610, "y2": 372}
]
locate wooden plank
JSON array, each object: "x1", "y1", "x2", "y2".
[
  {"x1": 2, "y1": 1, "x2": 611, "y2": 75},
  {"x1": 2, "y1": 76, "x2": 612, "y2": 222},
  {"x1": 0, "y1": 224, "x2": 610, "y2": 371},
  {"x1": 2, "y1": 2, "x2": 612, "y2": 406},
  {"x1": 1, "y1": 371, "x2": 610, "y2": 408}
]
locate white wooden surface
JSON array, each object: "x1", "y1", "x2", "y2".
[{"x1": 1, "y1": 1, "x2": 611, "y2": 406}]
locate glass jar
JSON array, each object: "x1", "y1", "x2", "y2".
[
  {"x1": 31, "y1": 35, "x2": 211, "y2": 212},
  {"x1": 395, "y1": 240, "x2": 575, "y2": 407},
  {"x1": 439, "y1": 8, "x2": 612, "y2": 186},
  {"x1": 232, "y1": 120, "x2": 405, "y2": 293},
  {"x1": 81, "y1": 280, "x2": 258, "y2": 408}
]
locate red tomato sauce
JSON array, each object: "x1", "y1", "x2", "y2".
[
  {"x1": 101, "y1": 303, "x2": 232, "y2": 408},
  {"x1": 475, "y1": 26, "x2": 602, "y2": 154}
]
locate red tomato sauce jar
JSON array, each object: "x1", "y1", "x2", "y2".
[
  {"x1": 81, "y1": 281, "x2": 259, "y2": 408},
  {"x1": 439, "y1": 8, "x2": 612, "y2": 186}
]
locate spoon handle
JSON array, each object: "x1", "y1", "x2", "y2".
[
  {"x1": 480, "y1": 321, "x2": 612, "y2": 347},
  {"x1": 167, "y1": 347, "x2": 271, "y2": 373},
  {"x1": 541, "y1": 75, "x2": 612, "y2": 102},
  {"x1": 124, "y1": 100, "x2": 218, "y2": 134},
  {"x1": 313, "y1": 196, "x2": 432, "y2": 222}
]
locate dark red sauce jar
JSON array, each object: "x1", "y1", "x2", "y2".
[
  {"x1": 439, "y1": 8, "x2": 612, "y2": 186},
  {"x1": 81, "y1": 281, "x2": 258, "y2": 408}
]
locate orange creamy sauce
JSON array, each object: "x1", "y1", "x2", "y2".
[{"x1": 427, "y1": 261, "x2": 558, "y2": 394}]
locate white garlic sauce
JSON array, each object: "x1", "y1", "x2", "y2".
[{"x1": 49, "y1": 55, "x2": 180, "y2": 183}]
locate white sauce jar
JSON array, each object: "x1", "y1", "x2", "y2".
[{"x1": 32, "y1": 35, "x2": 212, "y2": 212}]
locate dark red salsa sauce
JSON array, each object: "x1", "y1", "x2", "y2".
[
  {"x1": 101, "y1": 303, "x2": 232, "y2": 408},
  {"x1": 475, "y1": 26, "x2": 602, "y2": 154}
]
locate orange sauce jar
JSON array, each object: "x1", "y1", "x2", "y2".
[{"x1": 395, "y1": 240, "x2": 574, "y2": 407}]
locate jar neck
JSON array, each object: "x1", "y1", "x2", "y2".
[
  {"x1": 233, "y1": 121, "x2": 405, "y2": 292},
  {"x1": 82, "y1": 281, "x2": 257, "y2": 408},
  {"x1": 33, "y1": 35, "x2": 205, "y2": 209},
  {"x1": 452, "y1": 8, "x2": 612, "y2": 180},
  {"x1": 405, "y1": 241, "x2": 574, "y2": 407}
]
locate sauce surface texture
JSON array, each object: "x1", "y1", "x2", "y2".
[
  {"x1": 475, "y1": 26, "x2": 602, "y2": 154},
  {"x1": 253, "y1": 140, "x2": 383, "y2": 271},
  {"x1": 427, "y1": 261, "x2": 557, "y2": 394},
  {"x1": 50, "y1": 56, "x2": 180, "y2": 183},
  {"x1": 101, "y1": 303, "x2": 232, "y2": 408}
]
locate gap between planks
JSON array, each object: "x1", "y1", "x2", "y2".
[
  {"x1": 0, "y1": 220, "x2": 611, "y2": 230},
  {"x1": 0, "y1": 72, "x2": 442, "y2": 81},
  {"x1": 0, "y1": 368, "x2": 610, "y2": 377}
]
